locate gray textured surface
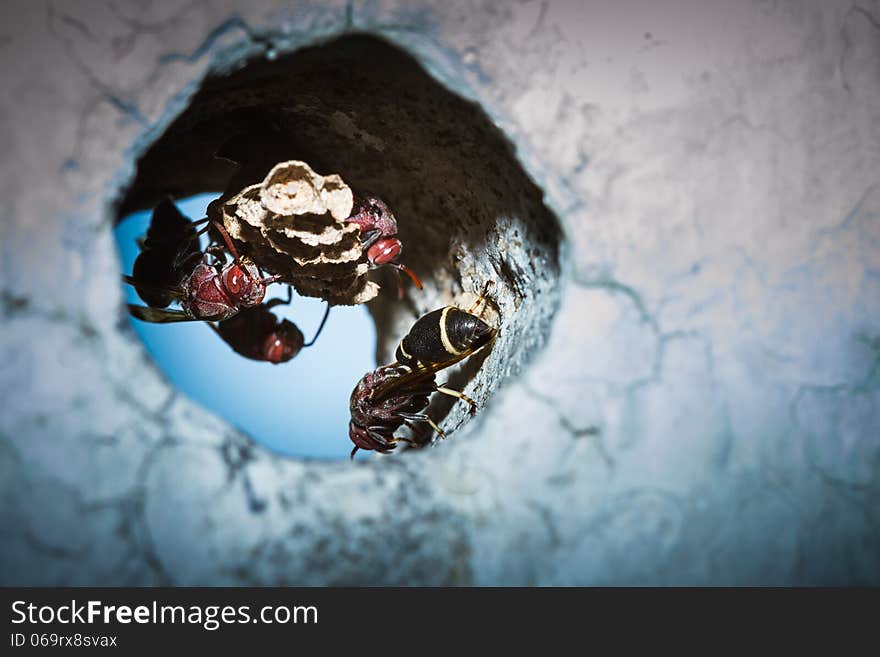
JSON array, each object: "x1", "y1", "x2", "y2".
[{"x1": 1, "y1": 0, "x2": 879, "y2": 585}]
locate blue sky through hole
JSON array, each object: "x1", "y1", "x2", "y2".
[{"x1": 115, "y1": 193, "x2": 377, "y2": 460}]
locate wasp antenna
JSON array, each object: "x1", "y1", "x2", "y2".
[
  {"x1": 392, "y1": 262, "x2": 423, "y2": 290},
  {"x1": 211, "y1": 220, "x2": 243, "y2": 262},
  {"x1": 359, "y1": 229, "x2": 381, "y2": 249},
  {"x1": 435, "y1": 386, "x2": 478, "y2": 416},
  {"x1": 304, "y1": 303, "x2": 331, "y2": 347},
  {"x1": 350, "y1": 446, "x2": 359, "y2": 460},
  {"x1": 424, "y1": 414, "x2": 446, "y2": 438}
]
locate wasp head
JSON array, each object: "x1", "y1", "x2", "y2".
[
  {"x1": 220, "y1": 257, "x2": 266, "y2": 308},
  {"x1": 348, "y1": 421, "x2": 396, "y2": 459},
  {"x1": 348, "y1": 195, "x2": 398, "y2": 237},
  {"x1": 346, "y1": 195, "x2": 422, "y2": 296}
]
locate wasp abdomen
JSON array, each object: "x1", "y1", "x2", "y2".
[{"x1": 395, "y1": 306, "x2": 494, "y2": 367}]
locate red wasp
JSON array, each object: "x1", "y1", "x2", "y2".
[
  {"x1": 210, "y1": 287, "x2": 331, "y2": 364},
  {"x1": 345, "y1": 195, "x2": 423, "y2": 298},
  {"x1": 124, "y1": 199, "x2": 280, "y2": 323},
  {"x1": 348, "y1": 282, "x2": 497, "y2": 459}
]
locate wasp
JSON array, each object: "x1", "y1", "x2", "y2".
[
  {"x1": 124, "y1": 199, "x2": 280, "y2": 323},
  {"x1": 348, "y1": 282, "x2": 497, "y2": 458},
  {"x1": 128, "y1": 197, "x2": 204, "y2": 308},
  {"x1": 210, "y1": 287, "x2": 331, "y2": 364},
  {"x1": 345, "y1": 195, "x2": 423, "y2": 298}
]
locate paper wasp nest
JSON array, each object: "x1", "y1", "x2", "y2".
[{"x1": 217, "y1": 160, "x2": 380, "y2": 306}]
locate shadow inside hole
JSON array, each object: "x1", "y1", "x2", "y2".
[
  {"x1": 115, "y1": 33, "x2": 562, "y2": 456},
  {"x1": 115, "y1": 193, "x2": 377, "y2": 460}
]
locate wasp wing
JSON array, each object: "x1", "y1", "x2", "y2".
[
  {"x1": 145, "y1": 198, "x2": 200, "y2": 249},
  {"x1": 371, "y1": 353, "x2": 472, "y2": 402},
  {"x1": 371, "y1": 333, "x2": 497, "y2": 402},
  {"x1": 122, "y1": 275, "x2": 186, "y2": 302},
  {"x1": 127, "y1": 304, "x2": 196, "y2": 324}
]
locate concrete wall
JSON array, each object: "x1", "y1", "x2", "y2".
[{"x1": 1, "y1": 0, "x2": 878, "y2": 584}]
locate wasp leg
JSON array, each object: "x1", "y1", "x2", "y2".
[
  {"x1": 183, "y1": 223, "x2": 211, "y2": 247},
  {"x1": 396, "y1": 425, "x2": 424, "y2": 447},
  {"x1": 359, "y1": 229, "x2": 381, "y2": 249},
  {"x1": 435, "y1": 385, "x2": 477, "y2": 416},
  {"x1": 190, "y1": 224, "x2": 211, "y2": 245},
  {"x1": 399, "y1": 412, "x2": 446, "y2": 438},
  {"x1": 402, "y1": 420, "x2": 433, "y2": 446},
  {"x1": 204, "y1": 242, "x2": 226, "y2": 258},
  {"x1": 466, "y1": 280, "x2": 496, "y2": 315},
  {"x1": 364, "y1": 429, "x2": 399, "y2": 455},
  {"x1": 424, "y1": 415, "x2": 445, "y2": 438},
  {"x1": 366, "y1": 428, "x2": 394, "y2": 448},
  {"x1": 168, "y1": 224, "x2": 216, "y2": 268}
]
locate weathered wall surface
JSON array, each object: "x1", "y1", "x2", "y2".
[{"x1": 1, "y1": 0, "x2": 878, "y2": 584}]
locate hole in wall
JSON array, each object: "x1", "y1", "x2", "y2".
[{"x1": 113, "y1": 34, "x2": 563, "y2": 459}]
